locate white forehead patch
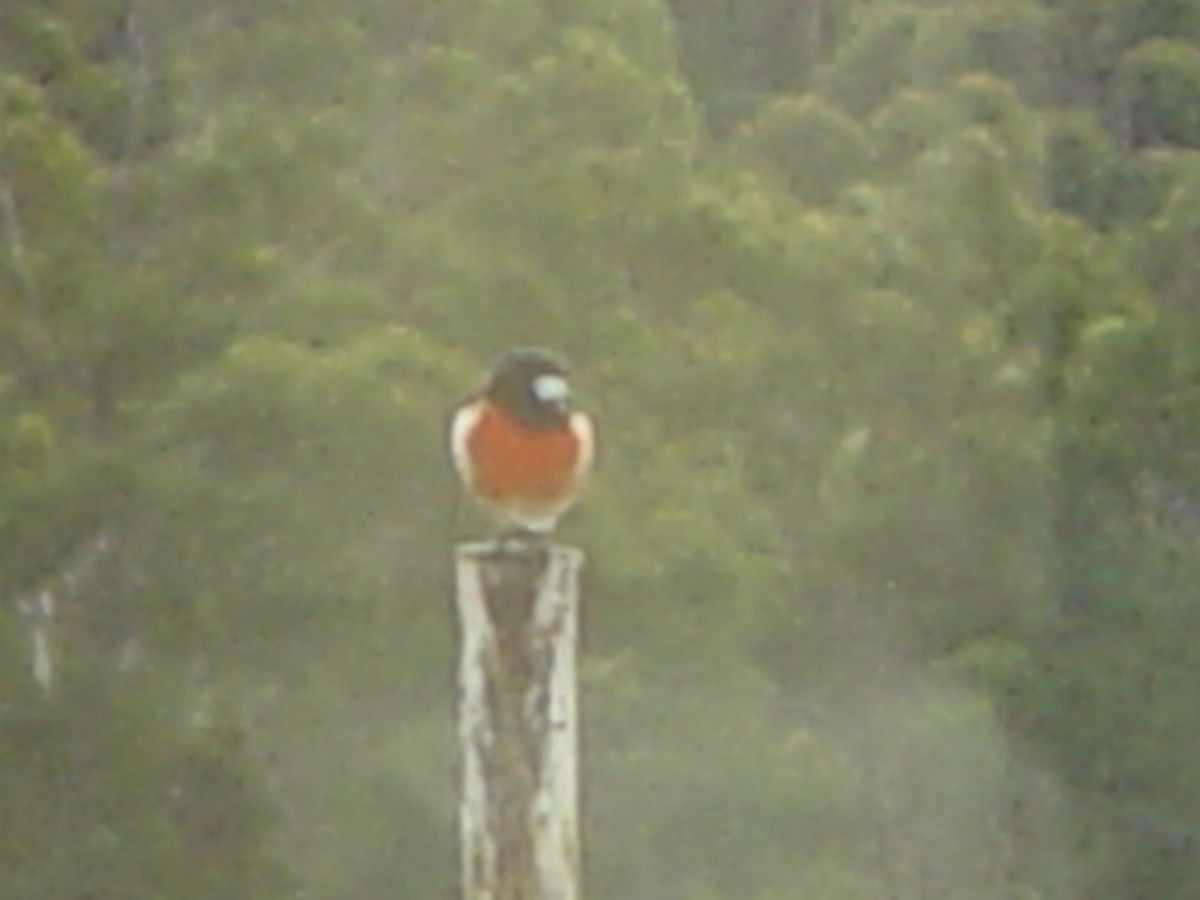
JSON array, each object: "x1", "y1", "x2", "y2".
[{"x1": 532, "y1": 373, "x2": 570, "y2": 403}]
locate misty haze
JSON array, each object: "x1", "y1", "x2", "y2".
[{"x1": 2, "y1": 1, "x2": 1199, "y2": 898}]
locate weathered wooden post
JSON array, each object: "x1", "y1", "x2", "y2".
[{"x1": 454, "y1": 539, "x2": 584, "y2": 900}]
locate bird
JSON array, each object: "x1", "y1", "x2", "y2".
[{"x1": 450, "y1": 347, "x2": 594, "y2": 536}]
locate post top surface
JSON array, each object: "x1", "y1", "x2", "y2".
[{"x1": 455, "y1": 540, "x2": 584, "y2": 566}]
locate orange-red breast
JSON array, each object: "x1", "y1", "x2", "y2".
[{"x1": 450, "y1": 348, "x2": 594, "y2": 533}]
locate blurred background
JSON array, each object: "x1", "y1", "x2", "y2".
[{"x1": 2, "y1": 0, "x2": 1199, "y2": 897}]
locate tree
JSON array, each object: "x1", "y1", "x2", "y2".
[
  {"x1": 815, "y1": 6, "x2": 923, "y2": 116},
  {"x1": 1043, "y1": 109, "x2": 1123, "y2": 223},
  {"x1": 733, "y1": 95, "x2": 872, "y2": 205},
  {"x1": 1119, "y1": 38, "x2": 1200, "y2": 148},
  {"x1": 6, "y1": 0, "x2": 1200, "y2": 897},
  {"x1": 868, "y1": 88, "x2": 957, "y2": 170}
]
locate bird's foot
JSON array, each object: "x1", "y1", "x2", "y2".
[{"x1": 495, "y1": 527, "x2": 552, "y2": 556}]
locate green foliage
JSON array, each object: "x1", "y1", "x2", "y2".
[
  {"x1": 587, "y1": 677, "x2": 882, "y2": 900},
  {"x1": 4, "y1": 0, "x2": 1200, "y2": 897},
  {"x1": 1043, "y1": 109, "x2": 1124, "y2": 223},
  {"x1": 817, "y1": 2, "x2": 1051, "y2": 118},
  {"x1": 668, "y1": 0, "x2": 858, "y2": 129},
  {"x1": 1120, "y1": 0, "x2": 1200, "y2": 47},
  {"x1": 816, "y1": 6, "x2": 923, "y2": 116},
  {"x1": 132, "y1": 329, "x2": 466, "y2": 666},
  {"x1": 733, "y1": 95, "x2": 873, "y2": 205},
  {"x1": 947, "y1": 73, "x2": 1042, "y2": 178},
  {"x1": 1119, "y1": 38, "x2": 1200, "y2": 148},
  {"x1": 911, "y1": 1, "x2": 1053, "y2": 101},
  {"x1": 868, "y1": 88, "x2": 959, "y2": 169},
  {"x1": 1136, "y1": 151, "x2": 1200, "y2": 306},
  {"x1": 0, "y1": 674, "x2": 287, "y2": 899}
]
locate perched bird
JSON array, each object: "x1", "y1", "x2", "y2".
[{"x1": 450, "y1": 348, "x2": 594, "y2": 534}]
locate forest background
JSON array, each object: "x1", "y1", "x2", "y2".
[{"x1": 2, "y1": 0, "x2": 1199, "y2": 897}]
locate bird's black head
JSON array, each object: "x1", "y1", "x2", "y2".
[{"x1": 484, "y1": 347, "x2": 573, "y2": 429}]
